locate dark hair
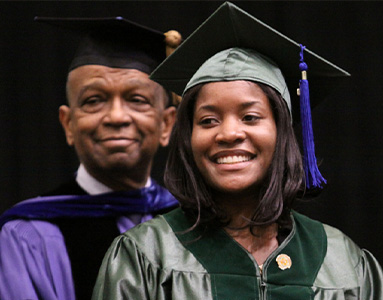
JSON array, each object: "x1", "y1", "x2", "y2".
[{"x1": 164, "y1": 81, "x2": 305, "y2": 228}]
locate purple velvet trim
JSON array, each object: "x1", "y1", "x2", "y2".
[{"x1": 0, "y1": 181, "x2": 178, "y2": 228}]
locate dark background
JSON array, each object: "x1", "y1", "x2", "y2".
[{"x1": 1, "y1": 1, "x2": 382, "y2": 265}]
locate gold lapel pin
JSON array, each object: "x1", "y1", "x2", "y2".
[{"x1": 276, "y1": 254, "x2": 292, "y2": 270}]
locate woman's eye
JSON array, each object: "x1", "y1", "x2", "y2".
[
  {"x1": 243, "y1": 114, "x2": 259, "y2": 122},
  {"x1": 200, "y1": 118, "x2": 218, "y2": 125}
]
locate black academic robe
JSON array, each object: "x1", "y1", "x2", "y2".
[{"x1": 44, "y1": 179, "x2": 121, "y2": 300}]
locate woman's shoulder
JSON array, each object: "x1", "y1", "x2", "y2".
[
  {"x1": 321, "y1": 223, "x2": 365, "y2": 280},
  {"x1": 313, "y1": 222, "x2": 370, "y2": 290},
  {"x1": 123, "y1": 208, "x2": 189, "y2": 240},
  {"x1": 292, "y1": 211, "x2": 362, "y2": 256},
  {"x1": 123, "y1": 209, "x2": 179, "y2": 241},
  {"x1": 292, "y1": 212, "x2": 363, "y2": 266},
  {"x1": 291, "y1": 213, "x2": 379, "y2": 293},
  {"x1": 322, "y1": 223, "x2": 362, "y2": 261},
  {"x1": 118, "y1": 208, "x2": 206, "y2": 272}
]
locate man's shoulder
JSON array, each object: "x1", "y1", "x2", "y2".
[
  {"x1": 0, "y1": 178, "x2": 88, "y2": 228},
  {"x1": 1, "y1": 218, "x2": 63, "y2": 242},
  {"x1": 42, "y1": 178, "x2": 87, "y2": 196}
]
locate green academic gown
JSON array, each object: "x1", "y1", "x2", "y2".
[{"x1": 93, "y1": 208, "x2": 383, "y2": 300}]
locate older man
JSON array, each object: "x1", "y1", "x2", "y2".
[{"x1": 0, "y1": 17, "x2": 181, "y2": 300}]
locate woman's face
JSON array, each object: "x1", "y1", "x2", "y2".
[{"x1": 191, "y1": 80, "x2": 277, "y2": 197}]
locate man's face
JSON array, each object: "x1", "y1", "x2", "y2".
[{"x1": 59, "y1": 65, "x2": 175, "y2": 186}]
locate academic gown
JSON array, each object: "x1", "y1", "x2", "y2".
[
  {"x1": 93, "y1": 207, "x2": 383, "y2": 300},
  {"x1": 0, "y1": 178, "x2": 177, "y2": 300}
]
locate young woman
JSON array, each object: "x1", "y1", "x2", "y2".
[{"x1": 93, "y1": 3, "x2": 383, "y2": 299}]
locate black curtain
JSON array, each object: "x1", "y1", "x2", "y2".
[{"x1": 1, "y1": 1, "x2": 382, "y2": 265}]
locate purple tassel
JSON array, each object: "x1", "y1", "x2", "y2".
[{"x1": 299, "y1": 45, "x2": 326, "y2": 189}]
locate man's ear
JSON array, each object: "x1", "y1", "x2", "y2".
[
  {"x1": 59, "y1": 105, "x2": 74, "y2": 146},
  {"x1": 159, "y1": 106, "x2": 176, "y2": 147}
]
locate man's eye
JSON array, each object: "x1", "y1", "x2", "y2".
[
  {"x1": 127, "y1": 96, "x2": 152, "y2": 112},
  {"x1": 82, "y1": 97, "x2": 103, "y2": 105},
  {"x1": 129, "y1": 97, "x2": 150, "y2": 105},
  {"x1": 80, "y1": 97, "x2": 105, "y2": 112}
]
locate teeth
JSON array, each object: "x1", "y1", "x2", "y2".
[{"x1": 216, "y1": 155, "x2": 251, "y2": 164}]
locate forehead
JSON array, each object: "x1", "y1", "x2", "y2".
[
  {"x1": 68, "y1": 65, "x2": 155, "y2": 87},
  {"x1": 195, "y1": 80, "x2": 269, "y2": 109},
  {"x1": 67, "y1": 65, "x2": 167, "y2": 104}
]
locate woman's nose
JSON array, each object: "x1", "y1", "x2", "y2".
[{"x1": 215, "y1": 118, "x2": 245, "y2": 144}]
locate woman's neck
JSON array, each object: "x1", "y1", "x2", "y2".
[
  {"x1": 225, "y1": 222, "x2": 279, "y2": 266},
  {"x1": 214, "y1": 189, "x2": 279, "y2": 265},
  {"x1": 216, "y1": 190, "x2": 259, "y2": 220}
]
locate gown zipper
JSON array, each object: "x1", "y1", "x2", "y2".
[{"x1": 258, "y1": 263, "x2": 266, "y2": 300}]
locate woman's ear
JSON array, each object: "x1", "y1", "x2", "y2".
[
  {"x1": 59, "y1": 105, "x2": 75, "y2": 146},
  {"x1": 159, "y1": 106, "x2": 177, "y2": 147}
]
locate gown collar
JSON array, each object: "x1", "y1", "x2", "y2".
[{"x1": 76, "y1": 164, "x2": 151, "y2": 195}]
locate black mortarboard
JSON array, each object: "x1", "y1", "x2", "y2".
[
  {"x1": 34, "y1": 16, "x2": 176, "y2": 74},
  {"x1": 150, "y1": 2, "x2": 349, "y2": 104},
  {"x1": 150, "y1": 2, "x2": 350, "y2": 189}
]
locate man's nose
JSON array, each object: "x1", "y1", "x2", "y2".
[{"x1": 104, "y1": 98, "x2": 132, "y2": 126}]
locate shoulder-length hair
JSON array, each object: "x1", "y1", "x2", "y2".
[{"x1": 164, "y1": 81, "x2": 305, "y2": 228}]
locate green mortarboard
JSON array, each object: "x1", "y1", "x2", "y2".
[
  {"x1": 150, "y1": 1, "x2": 350, "y2": 189},
  {"x1": 34, "y1": 16, "x2": 169, "y2": 74}
]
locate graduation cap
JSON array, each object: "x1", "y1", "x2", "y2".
[
  {"x1": 150, "y1": 2, "x2": 350, "y2": 189},
  {"x1": 34, "y1": 16, "x2": 182, "y2": 74}
]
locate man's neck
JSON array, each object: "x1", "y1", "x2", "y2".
[{"x1": 76, "y1": 164, "x2": 151, "y2": 195}]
